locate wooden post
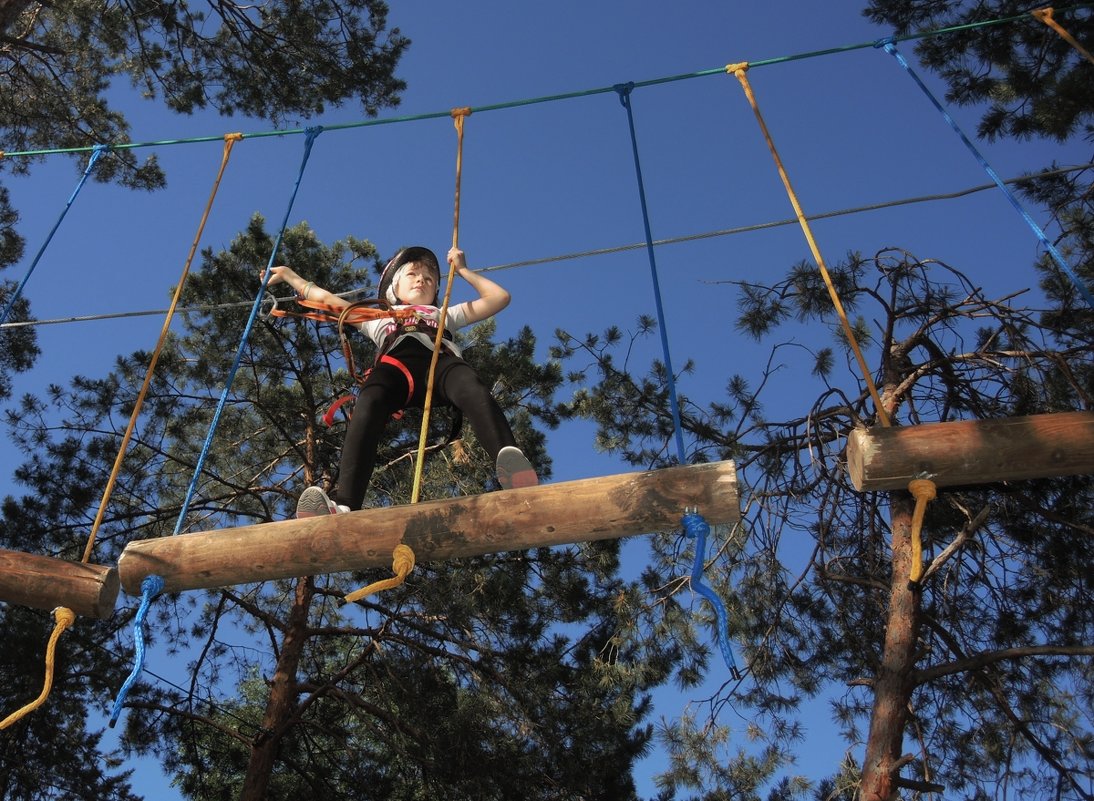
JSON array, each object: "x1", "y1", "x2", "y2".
[
  {"x1": 119, "y1": 460, "x2": 739, "y2": 595},
  {"x1": 846, "y1": 411, "x2": 1094, "y2": 491},
  {"x1": 0, "y1": 549, "x2": 119, "y2": 619}
]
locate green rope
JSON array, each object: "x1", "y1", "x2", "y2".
[{"x1": 4, "y1": 4, "x2": 1089, "y2": 160}]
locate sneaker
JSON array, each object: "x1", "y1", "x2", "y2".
[
  {"x1": 295, "y1": 486, "x2": 350, "y2": 518},
  {"x1": 496, "y1": 446, "x2": 538, "y2": 490}
]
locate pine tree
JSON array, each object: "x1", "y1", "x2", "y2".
[
  {"x1": 2, "y1": 218, "x2": 682, "y2": 799},
  {"x1": 552, "y1": 248, "x2": 1093, "y2": 800}
]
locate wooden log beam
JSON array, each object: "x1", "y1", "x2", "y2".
[
  {"x1": 118, "y1": 460, "x2": 739, "y2": 596},
  {"x1": 0, "y1": 549, "x2": 119, "y2": 619},
  {"x1": 846, "y1": 411, "x2": 1094, "y2": 491}
]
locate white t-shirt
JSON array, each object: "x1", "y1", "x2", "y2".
[{"x1": 359, "y1": 303, "x2": 474, "y2": 358}]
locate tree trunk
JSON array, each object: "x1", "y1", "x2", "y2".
[
  {"x1": 860, "y1": 490, "x2": 921, "y2": 801},
  {"x1": 240, "y1": 576, "x2": 315, "y2": 801}
]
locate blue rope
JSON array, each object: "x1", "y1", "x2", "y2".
[
  {"x1": 681, "y1": 511, "x2": 742, "y2": 680},
  {"x1": 173, "y1": 126, "x2": 323, "y2": 534},
  {"x1": 0, "y1": 146, "x2": 107, "y2": 326},
  {"x1": 877, "y1": 38, "x2": 1094, "y2": 309},
  {"x1": 108, "y1": 574, "x2": 164, "y2": 728},
  {"x1": 613, "y1": 83, "x2": 688, "y2": 465}
]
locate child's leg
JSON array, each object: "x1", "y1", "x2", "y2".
[
  {"x1": 439, "y1": 361, "x2": 516, "y2": 460},
  {"x1": 439, "y1": 360, "x2": 538, "y2": 489},
  {"x1": 334, "y1": 365, "x2": 408, "y2": 509}
]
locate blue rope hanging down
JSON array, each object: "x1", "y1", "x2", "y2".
[
  {"x1": 877, "y1": 38, "x2": 1094, "y2": 309},
  {"x1": 173, "y1": 126, "x2": 324, "y2": 534},
  {"x1": 0, "y1": 145, "x2": 107, "y2": 327},
  {"x1": 109, "y1": 574, "x2": 164, "y2": 728},
  {"x1": 613, "y1": 82, "x2": 688, "y2": 464},
  {"x1": 681, "y1": 511, "x2": 742, "y2": 680}
]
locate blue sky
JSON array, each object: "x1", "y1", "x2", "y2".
[{"x1": 1, "y1": 1, "x2": 1084, "y2": 797}]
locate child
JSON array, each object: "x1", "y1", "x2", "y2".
[{"x1": 266, "y1": 245, "x2": 538, "y2": 517}]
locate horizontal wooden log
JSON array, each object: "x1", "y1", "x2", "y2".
[
  {"x1": 846, "y1": 411, "x2": 1094, "y2": 491},
  {"x1": 0, "y1": 549, "x2": 119, "y2": 619},
  {"x1": 119, "y1": 460, "x2": 739, "y2": 595}
]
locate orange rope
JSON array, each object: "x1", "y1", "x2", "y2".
[
  {"x1": 269, "y1": 297, "x2": 417, "y2": 326},
  {"x1": 410, "y1": 107, "x2": 471, "y2": 505},
  {"x1": 0, "y1": 608, "x2": 75, "y2": 729},
  {"x1": 908, "y1": 478, "x2": 937, "y2": 584},
  {"x1": 1032, "y1": 7, "x2": 1094, "y2": 65},
  {"x1": 341, "y1": 108, "x2": 472, "y2": 604},
  {"x1": 82, "y1": 133, "x2": 243, "y2": 564},
  {"x1": 727, "y1": 63, "x2": 891, "y2": 427},
  {"x1": 342, "y1": 545, "x2": 415, "y2": 604}
]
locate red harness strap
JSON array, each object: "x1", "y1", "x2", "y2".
[{"x1": 321, "y1": 353, "x2": 415, "y2": 427}]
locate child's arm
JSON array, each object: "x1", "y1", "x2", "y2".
[
  {"x1": 450, "y1": 247, "x2": 510, "y2": 323},
  {"x1": 265, "y1": 265, "x2": 350, "y2": 310}
]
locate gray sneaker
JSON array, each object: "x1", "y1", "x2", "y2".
[
  {"x1": 496, "y1": 446, "x2": 538, "y2": 490},
  {"x1": 295, "y1": 486, "x2": 349, "y2": 518}
]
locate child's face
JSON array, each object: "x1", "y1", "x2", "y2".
[{"x1": 394, "y1": 262, "x2": 438, "y2": 305}]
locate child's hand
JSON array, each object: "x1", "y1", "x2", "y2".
[
  {"x1": 447, "y1": 247, "x2": 467, "y2": 272},
  {"x1": 264, "y1": 265, "x2": 295, "y2": 286}
]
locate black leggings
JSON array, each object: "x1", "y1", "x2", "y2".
[{"x1": 333, "y1": 340, "x2": 516, "y2": 509}]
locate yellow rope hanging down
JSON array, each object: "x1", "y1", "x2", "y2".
[
  {"x1": 82, "y1": 133, "x2": 244, "y2": 564},
  {"x1": 727, "y1": 63, "x2": 891, "y2": 427},
  {"x1": 342, "y1": 545, "x2": 416, "y2": 605},
  {"x1": 2, "y1": 136, "x2": 243, "y2": 730},
  {"x1": 0, "y1": 608, "x2": 76, "y2": 730},
  {"x1": 343, "y1": 109, "x2": 471, "y2": 604},
  {"x1": 1033, "y1": 7, "x2": 1094, "y2": 65},
  {"x1": 907, "y1": 478, "x2": 937, "y2": 585}
]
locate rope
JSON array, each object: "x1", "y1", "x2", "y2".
[
  {"x1": 680, "y1": 512, "x2": 742, "y2": 680},
  {"x1": 614, "y1": 83, "x2": 688, "y2": 464},
  {"x1": 340, "y1": 107, "x2": 475, "y2": 605},
  {"x1": 1033, "y1": 7, "x2": 1094, "y2": 64},
  {"x1": 5, "y1": 4, "x2": 1092, "y2": 161},
  {"x1": 907, "y1": 478, "x2": 937, "y2": 585},
  {"x1": 173, "y1": 126, "x2": 323, "y2": 536},
  {"x1": 0, "y1": 146, "x2": 106, "y2": 327},
  {"x1": 727, "y1": 63, "x2": 893, "y2": 427},
  {"x1": 81, "y1": 134, "x2": 243, "y2": 563},
  {"x1": 878, "y1": 39, "x2": 1094, "y2": 309},
  {"x1": 108, "y1": 575, "x2": 164, "y2": 728},
  {"x1": 341, "y1": 544, "x2": 415, "y2": 605},
  {"x1": 342, "y1": 108, "x2": 472, "y2": 604},
  {"x1": 0, "y1": 607, "x2": 76, "y2": 729},
  {"x1": 1, "y1": 162, "x2": 1089, "y2": 334},
  {"x1": 409, "y1": 108, "x2": 471, "y2": 506}
]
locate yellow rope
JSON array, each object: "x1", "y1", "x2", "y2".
[
  {"x1": 345, "y1": 111, "x2": 472, "y2": 602},
  {"x1": 727, "y1": 63, "x2": 891, "y2": 427},
  {"x1": 342, "y1": 545, "x2": 416, "y2": 604},
  {"x1": 907, "y1": 478, "x2": 937, "y2": 584},
  {"x1": 81, "y1": 133, "x2": 244, "y2": 564},
  {"x1": 1032, "y1": 7, "x2": 1094, "y2": 65},
  {"x1": 0, "y1": 608, "x2": 76, "y2": 729}
]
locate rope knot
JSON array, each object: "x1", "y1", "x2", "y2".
[
  {"x1": 725, "y1": 61, "x2": 749, "y2": 76},
  {"x1": 909, "y1": 477, "x2": 937, "y2": 502},
  {"x1": 53, "y1": 607, "x2": 76, "y2": 627}
]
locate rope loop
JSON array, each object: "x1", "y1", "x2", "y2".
[
  {"x1": 109, "y1": 575, "x2": 164, "y2": 728},
  {"x1": 613, "y1": 81, "x2": 635, "y2": 108},
  {"x1": 1032, "y1": 6, "x2": 1094, "y2": 64},
  {"x1": 681, "y1": 511, "x2": 742, "y2": 680},
  {"x1": 342, "y1": 544, "x2": 416, "y2": 605},
  {"x1": 724, "y1": 61, "x2": 749, "y2": 75}
]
